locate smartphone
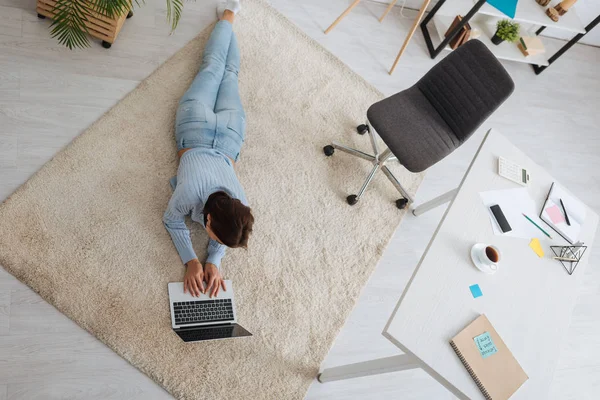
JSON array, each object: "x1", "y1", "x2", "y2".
[{"x1": 490, "y1": 204, "x2": 512, "y2": 233}]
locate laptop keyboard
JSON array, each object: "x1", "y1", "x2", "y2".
[
  {"x1": 176, "y1": 325, "x2": 235, "y2": 342},
  {"x1": 174, "y1": 299, "x2": 234, "y2": 325}
]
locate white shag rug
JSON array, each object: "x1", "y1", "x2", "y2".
[{"x1": 0, "y1": 1, "x2": 423, "y2": 398}]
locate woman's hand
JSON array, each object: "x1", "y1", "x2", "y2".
[
  {"x1": 184, "y1": 259, "x2": 205, "y2": 297},
  {"x1": 204, "y1": 263, "x2": 226, "y2": 298}
]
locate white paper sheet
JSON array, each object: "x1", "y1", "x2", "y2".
[{"x1": 479, "y1": 188, "x2": 546, "y2": 239}]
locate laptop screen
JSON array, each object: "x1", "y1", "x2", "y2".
[{"x1": 175, "y1": 323, "x2": 252, "y2": 342}]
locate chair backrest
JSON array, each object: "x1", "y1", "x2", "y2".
[{"x1": 416, "y1": 40, "x2": 514, "y2": 143}]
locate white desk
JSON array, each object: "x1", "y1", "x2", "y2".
[{"x1": 318, "y1": 129, "x2": 599, "y2": 399}]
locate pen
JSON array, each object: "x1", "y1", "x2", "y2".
[
  {"x1": 522, "y1": 213, "x2": 553, "y2": 239},
  {"x1": 559, "y1": 198, "x2": 571, "y2": 226}
]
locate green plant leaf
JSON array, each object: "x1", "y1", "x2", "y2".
[
  {"x1": 90, "y1": 0, "x2": 132, "y2": 19},
  {"x1": 49, "y1": 0, "x2": 93, "y2": 49},
  {"x1": 166, "y1": 0, "x2": 183, "y2": 31}
]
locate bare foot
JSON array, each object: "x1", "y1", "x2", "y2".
[
  {"x1": 217, "y1": 0, "x2": 241, "y2": 22},
  {"x1": 222, "y1": 9, "x2": 235, "y2": 23}
]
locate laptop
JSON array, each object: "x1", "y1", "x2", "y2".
[{"x1": 168, "y1": 281, "x2": 252, "y2": 343}]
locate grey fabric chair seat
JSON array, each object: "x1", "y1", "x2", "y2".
[
  {"x1": 324, "y1": 39, "x2": 515, "y2": 209},
  {"x1": 368, "y1": 40, "x2": 515, "y2": 173},
  {"x1": 367, "y1": 86, "x2": 460, "y2": 173}
]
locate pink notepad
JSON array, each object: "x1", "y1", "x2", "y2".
[{"x1": 546, "y1": 204, "x2": 565, "y2": 224}]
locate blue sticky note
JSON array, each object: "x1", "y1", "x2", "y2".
[
  {"x1": 469, "y1": 284, "x2": 483, "y2": 298},
  {"x1": 474, "y1": 331, "x2": 498, "y2": 359},
  {"x1": 487, "y1": 0, "x2": 518, "y2": 19}
]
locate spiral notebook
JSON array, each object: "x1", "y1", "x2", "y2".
[
  {"x1": 540, "y1": 182, "x2": 586, "y2": 244},
  {"x1": 450, "y1": 315, "x2": 528, "y2": 400}
]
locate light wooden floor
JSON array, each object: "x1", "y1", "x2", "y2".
[{"x1": 1, "y1": 0, "x2": 599, "y2": 398}]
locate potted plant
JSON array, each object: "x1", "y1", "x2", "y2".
[
  {"x1": 491, "y1": 19, "x2": 520, "y2": 45},
  {"x1": 36, "y1": 0, "x2": 183, "y2": 49}
]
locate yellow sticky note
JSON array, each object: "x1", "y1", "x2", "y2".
[{"x1": 529, "y1": 238, "x2": 544, "y2": 258}]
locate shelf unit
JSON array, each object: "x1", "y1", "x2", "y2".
[
  {"x1": 473, "y1": 0, "x2": 585, "y2": 34},
  {"x1": 420, "y1": 0, "x2": 589, "y2": 74},
  {"x1": 432, "y1": 14, "x2": 550, "y2": 66}
]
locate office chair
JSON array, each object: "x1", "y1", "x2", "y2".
[{"x1": 323, "y1": 40, "x2": 514, "y2": 209}]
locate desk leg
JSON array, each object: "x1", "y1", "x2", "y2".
[
  {"x1": 317, "y1": 354, "x2": 420, "y2": 383},
  {"x1": 389, "y1": 0, "x2": 432, "y2": 74},
  {"x1": 325, "y1": 0, "x2": 362, "y2": 34},
  {"x1": 412, "y1": 188, "x2": 458, "y2": 216},
  {"x1": 378, "y1": 0, "x2": 398, "y2": 22}
]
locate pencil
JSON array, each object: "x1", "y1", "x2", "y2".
[
  {"x1": 522, "y1": 213, "x2": 553, "y2": 239},
  {"x1": 553, "y1": 256, "x2": 577, "y2": 262}
]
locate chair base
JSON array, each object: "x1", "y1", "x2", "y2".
[{"x1": 324, "y1": 121, "x2": 415, "y2": 208}]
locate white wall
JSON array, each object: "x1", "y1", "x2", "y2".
[{"x1": 371, "y1": 0, "x2": 600, "y2": 46}]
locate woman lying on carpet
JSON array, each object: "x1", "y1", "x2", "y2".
[{"x1": 163, "y1": 1, "x2": 253, "y2": 299}]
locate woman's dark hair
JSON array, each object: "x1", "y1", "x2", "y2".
[{"x1": 203, "y1": 191, "x2": 254, "y2": 248}]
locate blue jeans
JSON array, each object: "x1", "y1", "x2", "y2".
[{"x1": 176, "y1": 21, "x2": 246, "y2": 161}]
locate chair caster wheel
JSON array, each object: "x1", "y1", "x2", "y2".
[
  {"x1": 396, "y1": 198, "x2": 408, "y2": 209},
  {"x1": 102, "y1": 41, "x2": 112, "y2": 49},
  {"x1": 127, "y1": 10, "x2": 134, "y2": 18},
  {"x1": 37, "y1": 13, "x2": 46, "y2": 19},
  {"x1": 347, "y1": 195, "x2": 358, "y2": 205},
  {"x1": 356, "y1": 124, "x2": 369, "y2": 135},
  {"x1": 323, "y1": 145, "x2": 335, "y2": 156}
]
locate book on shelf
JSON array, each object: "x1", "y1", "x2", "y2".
[
  {"x1": 445, "y1": 15, "x2": 472, "y2": 50},
  {"x1": 518, "y1": 36, "x2": 545, "y2": 57}
]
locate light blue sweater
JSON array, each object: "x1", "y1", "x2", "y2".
[{"x1": 163, "y1": 148, "x2": 248, "y2": 267}]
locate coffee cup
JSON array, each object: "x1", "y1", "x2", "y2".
[{"x1": 471, "y1": 243, "x2": 501, "y2": 274}]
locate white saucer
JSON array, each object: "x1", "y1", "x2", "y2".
[{"x1": 471, "y1": 244, "x2": 498, "y2": 275}]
